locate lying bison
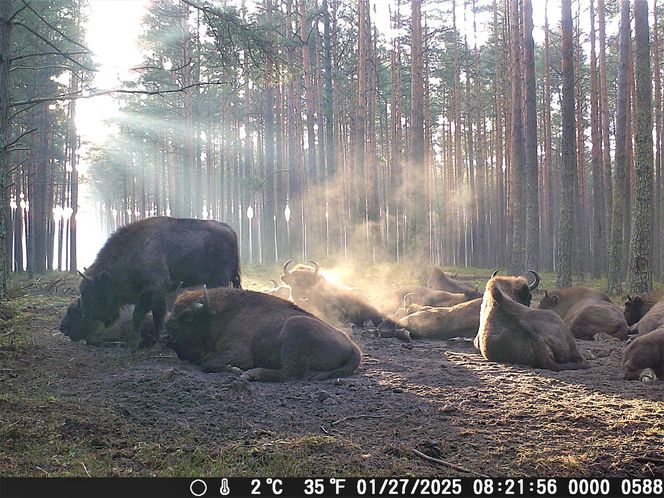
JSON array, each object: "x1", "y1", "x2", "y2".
[
  {"x1": 280, "y1": 260, "x2": 390, "y2": 328},
  {"x1": 629, "y1": 300, "x2": 664, "y2": 336},
  {"x1": 622, "y1": 326, "x2": 664, "y2": 380},
  {"x1": 538, "y1": 287, "x2": 628, "y2": 341},
  {"x1": 624, "y1": 292, "x2": 664, "y2": 327},
  {"x1": 263, "y1": 279, "x2": 292, "y2": 301},
  {"x1": 427, "y1": 267, "x2": 477, "y2": 294},
  {"x1": 398, "y1": 298, "x2": 482, "y2": 340},
  {"x1": 164, "y1": 287, "x2": 361, "y2": 381},
  {"x1": 78, "y1": 217, "x2": 241, "y2": 345},
  {"x1": 391, "y1": 285, "x2": 481, "y2": 309},
  {"x1": 60, "y1": 300, "x2": 156, "y2": 347},
  {"x1": 475, "y1": 275, "x2": 589, "y2": 371}
]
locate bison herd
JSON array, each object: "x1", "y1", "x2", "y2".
[{"x1": 59, "y1": 216, "x2": 664, "y2": 383}]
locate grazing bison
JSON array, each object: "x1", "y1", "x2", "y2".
[
  {"x1": 622, "y1": 326, "x2": 664, "y2": 380},
  {"x1": 624, "y1": 292, "x2": 664, "y2": 327},
  {"x1": 398, "y1": 298, "x2": 482, "y2": 340},
  {"x1": 280, "y1": 260, "x2": 390, "y2": 327},
  {"x1": 60, "y1": 300, "x2": 156, "y2": 347},
  {"x1": 164, "y1": 287, "x2": 361, "y2": 381},
  {"x1": 78, "y1": 217, "x2": 241, "y2": 345},
  {"x1": 538, "y1": 287, "x2": 628, "y2": 341},
  {"x1": 392, "y1": 285, "x2": 481, "y2": 309},
  {"x1": 427, "y1": 267, "x2": 477, "y2": 294},
  {"x1": 474, "y1": 275, "x2": 588, "y2": 371},
  {"x1": 629, "y1": 300, "x2": 664, "y2": 336}
]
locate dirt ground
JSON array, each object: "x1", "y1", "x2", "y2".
[{"x1": 1, "y1": 270, "x2": 664, "y2": 478}]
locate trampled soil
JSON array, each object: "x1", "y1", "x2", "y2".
[{"x1": 1, "y1": 271, "x2": 663, "y2": 478}]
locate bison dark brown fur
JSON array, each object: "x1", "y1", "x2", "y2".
[
  {"x1": 538, "y1": 287, "x2": 628, "y2": 341},
  {"x1": 624, "y1": 292, "x2": 664, "y2": 327},
  {"x1": 78, "y1": 217, "x2": 241, "y2": 345},
  {"x1": 629, "y1": 300, "x2": 664, "y2": 336},
  {"x1": 475, "y1": 276, "x2": 589, "y2": 371},
  {"x1": 623, "y1": 326, "x2": 664, "y2": 380},
  {"x1": 60, "y1": 300, "x2": 156, "y2": 347},
  {"x1": 164, "y1": 287, "x2": 361, "y2": 381}
]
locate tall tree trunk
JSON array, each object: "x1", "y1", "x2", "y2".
[
  {"x1": 556, "y1": 0, "x2": 576, "y2": 288},
  {"x1": 607, "y1": 0, "x2": 630, "y2": 294},
  {"x1": 410, "y1": 0, "x2": 424, "y2": 254},
  {"x1": 628, "y1": 0, "x2": 654, "y2": 293},
  {"x1": 509, "y1": 0, "x2": 525, "y2": 275},
  {"x1": 598, "y1": 0, "x2": 612, "y2": 262},
  {"x1": 589, "y1": 0, "x2": 605, "y2": 278},
  {"x1": 542, "y1": 1, "x2": 554, "y2": 271},
  {"x1": 654, "y1": 0, "x2": 663, "y2": 279},
  {"x1": 523, "y1": 0, "x2": 538, "y2": 271}
]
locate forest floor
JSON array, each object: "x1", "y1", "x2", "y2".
[{"x1": 1, "y1": 266, "x2": 664, "y2": 478}]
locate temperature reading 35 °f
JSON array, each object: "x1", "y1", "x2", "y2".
[{"x1": 304, "y1": 478, "x2": 347, "y2": 495}]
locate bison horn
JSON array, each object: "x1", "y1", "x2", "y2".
[
  {"x1": 490, "y1": 270, "x2": 499, "y2": 279},
  {"x1": 269, "y1": 278, "x2": 278, "y2": 287},
  {"x1": 527, "y1": 270, "x2": 540, "y2": 291},
  {"x1": 626, "y1": 294, "x2": 632, "y2": 302},
  {"x1": 77, "y1": 270, "x2": 93, "y2": 282},
  {"x1": 309, "y1": 260, "x2": 319, "y2": 276},
  {"x1": 283, "y1": 259, "x2": 294, "y2": 275},
  {"x1": 403, "y1": 293, "x2": 414, "y2": 306},
  {"x1": 202, "y1": 284, "x2": 210, "y2": 310}
]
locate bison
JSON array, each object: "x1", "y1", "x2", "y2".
[
  {"x1": 474, "y1": 275, "x2": 589, "y2": 371},
  {"x1": 629, "y1": 300, "x2": 664, "y2": 336},
  {"x1": 391, "y1": 285, "x2": 481, "y2": 309},
  {"x1": 398, "y1": 298, "x2": 482, "y2": 340},
  {"x1": 164, "y1": 286, "x2": 361, "y2": 382},
  {"x1": 622, "y1": 325, "x2": 664, "y2": 380},
  {"x1": 426, "y1": 267, "x2": 477, "y2": 294},
  {"x1": 263, "y1": 279, "x2": 292, "y2": 301},
  {"x1": 624, "y1": 292, "x2": 664, "y2": 327},
  {"x1": 60, "y1": 300, "x2": 156, "y2": 347},
  {"x1": 280, "y1": 260, "x2": 390, "y2": 328},
  {"x1": 78, "y1": 217, "x2": 241, "y2": 346},
  {"x1": 538, "y1": 287, "x2": 628, "y2": 341}
]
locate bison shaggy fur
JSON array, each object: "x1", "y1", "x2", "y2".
[
  {"x1": 164, "y1": 287, "x2": 361, "y2": 382},
  {"x1": 538, "y1": 287, "x2": 628, "y2": 341},
  {"x1": 475, "y1": 276, "x2": 589, "y2": 371},
  {"x1": 623, "y1": 326, "x2": 664, "y2": 380},
  {"x1": 624, "y1": 292, "x2": 664, "y2": 328},
  {"x1": 426, "y1": 267, "x2": 477, "y2": 294},
  {"x1": 629, "y1": 300, "x2": 664, "y2": 336},
  {"x1": 79, "y1": 217, "x2": 241, "y2": 345}
]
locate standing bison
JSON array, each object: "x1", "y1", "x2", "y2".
[
  {"x1": 280, "y1": 260, "x2": 390, "y2": 328},
  {"x1": 77, "y1": 217, "x2": 241, "y2": 345},
  {"x1": 164, "y1": 287, "x2": 361, "y2": 381},
  {"x1": 475, "y1": 274, "x2": 588, "y2": 371},
  {"x1": 538, "y1": 287, "x2": 628, "y2": 341}
]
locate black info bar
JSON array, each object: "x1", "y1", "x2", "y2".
[{"x1": 1, "y1": 477, "x2": 662, "y2": 498}]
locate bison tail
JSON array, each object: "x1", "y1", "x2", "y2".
[{"x1": 306, "y1": 344, "x2": 362, "y2": 381}]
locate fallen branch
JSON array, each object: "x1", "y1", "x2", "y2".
[
  {"x1": 320, "y1": 425, "x2": 331, "y2": 435},
  {"x1": 411, "y1": 448, "x2": 489, "y2": 478},
  {"x1": 330, "y1": 414, "x2": 385, "y2": 427}
]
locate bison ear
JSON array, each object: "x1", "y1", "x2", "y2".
[{"x1": 634, "y1": 296, "x2": 642, "y2": 304}]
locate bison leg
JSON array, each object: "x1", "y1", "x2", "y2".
[
  {"x1": 241, "y1": 368, "x2": 289, "y2": 382},
  {"x1": 200, "y1": 348, "x2": 252, "y2": 373}
]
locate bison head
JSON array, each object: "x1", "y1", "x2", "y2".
[
  {"x1": 623, "y1": 295, "x2": 646, "y2": 326},
  {"x1": 59, "y1": 299, "x2": 105, "y2": 342},
  {"x1": 163, "y1": 286, "x2": 212, "y2": 362},
  {"x1": 78, "y1": 270, "x2": 121, "y2": 326},
  {"x1": 488, "y1": 270, "x2": 540, "y2": 307},
  {"x1": 280, "y1": 260, "x2": 325, "y2": 301}
]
